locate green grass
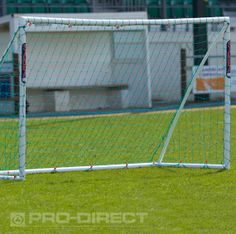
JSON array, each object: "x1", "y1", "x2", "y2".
[
  {"x1": 0, "y1": 108, "x2": 225, "y2": 170},
  {"x1": 0, "y1": 107, "x2": 235, "y2": 233}
]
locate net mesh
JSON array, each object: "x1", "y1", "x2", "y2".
[{"x1": 0, "y1": 19, "x2": 228, "y2": 171}]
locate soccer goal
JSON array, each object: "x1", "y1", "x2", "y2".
[{"x1": 0, "y1": 16, "x2": 231, "y2": 181}]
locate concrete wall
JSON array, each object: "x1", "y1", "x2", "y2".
[
  {"x1": 27, "y1": 31, "x2": 113, "y2": 88},
  {"x1": 148, "y1": 25, "x2": 235, "y2": 103},
  {"x1": 26, "y1": 28, "x2": 151, "y2": 112}
]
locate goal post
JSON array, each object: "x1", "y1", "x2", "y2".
[
  {"x1": 0, "y1": 16, "x2": 231, "y2": 181},
  {"x1": 224, "y1": 23, "x2": 231, "y2": 170}
]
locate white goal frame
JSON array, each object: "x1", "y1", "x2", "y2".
[{"x1": 0, "y1": 16, "x2": 231, "y2": 181}]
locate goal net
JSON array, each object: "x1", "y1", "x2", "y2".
[{"x1": 0, "y1": 16, "x2": 231, "y2": 180}]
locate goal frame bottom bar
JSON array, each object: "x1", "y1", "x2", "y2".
[
  {"x1": 0, "y1": 175, "x2": 23, "y2": 181},
  {"x1": 0, "y1": 162, "x2": 227, "y2": 180}
]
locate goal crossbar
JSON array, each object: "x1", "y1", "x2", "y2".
[{"x1": 19, "y1": 16, "x2": 230, "y2": 26}]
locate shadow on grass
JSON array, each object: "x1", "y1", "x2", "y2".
[
  {"x1": 27, "y1": 118, "x2": 88, "y2": 129},
  {"x1": 0, "y1": 167, "x2": 229, "y2": 186}
]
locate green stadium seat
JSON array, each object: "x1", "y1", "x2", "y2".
[
  {"x1": 61, "y1": 0, "x2": 76, "y2": 13},
  {"x1": 6, "y1": 0, "x2": 18, "y2": 14},
  {"x1": 47, "y1": 0, "x2": 63, "y2": 13},
  {"x1": 208, "y1": 0, "x2": 222, "y2": 17},
  {"x1": 6, "y1": 7, "x2": 18, "y2": 14},
  {"x1": 147, "y1": 0, "x2": 162, "y2": 19},
  {"x1": 165, "y1": 0, "x2": 172, "y2": 18},
  {"x1": 171, "y1": 0, "x2": 184, "y2": 18},
  {"x1": 32, "y1": 0, "x2": 47, "y2": 13},
  {"x1": 76, "y1": 5, "x2": 90, "y2": 13},
  {"x1": 17, "y1": 0, "x2": 33, "y2": 13},
  {"x1": 129, "y1": 0, "x2": 146, "y2": 11},
  {"x1": 183, "y1": 0, "x2": 192, "y2": 18},
  {"x1": 122, "y1": 0, "x2": 132, "y2": 11},
  {"x1": 74, "y1": 0, "x2": 90, "y2": 13}
]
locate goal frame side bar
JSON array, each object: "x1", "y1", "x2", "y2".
[
  {"x1": 18, "y1": 24, "x2": 26, "y2": 181},
  {"x1": 224, "y1": 22, "x2": 231, "y2": 169}
]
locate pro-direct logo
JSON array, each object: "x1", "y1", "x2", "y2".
[
  {"x1": 10, "y1": 212, "x2": 148, "y2": 227},
  {"x1": 21, "y1": 43, "x2": 26, "y2": 83},
  {"x1": 10, "y1": 213, "x2": 25, "y2": 227}
]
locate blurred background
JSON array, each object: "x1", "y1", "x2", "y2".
[
  {"x1": 0, "y1": 0, "x2": 235, "y2": 19},
  {"x1": 0, "y1": 0, "x2": 236, "y2": 116}
]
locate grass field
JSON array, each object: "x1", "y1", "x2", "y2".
[{"x1": 0, "y1": 106, "x2": 235, "y2": 233}]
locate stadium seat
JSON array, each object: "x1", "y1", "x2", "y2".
[
  {"x1": 171, "y1": 0, "x2": 184, "y2": 18},
  {"x1": 147, "y1": 0, "x2": 162, "y2": 19},
  {"x1": 183, "y1": 0, "x2": 192, "y2": 18},
  {"x1": 134, "y1": 0, "x2": 146, "y2": 11},
  {"x1": 17, "y1": 0, "x2": 32, "y2": 13},
  {"x1": 32, "y1": 0, "x2": 47, "y2": 13},
  {"x1": 74, "y1": 0, "x2": 90, "y2": 13},
  {"x1": 61, "y1": 0, "x2": 76, "y2": 13},
  {"x1": 47, "y1": 0, "x2": 63, "y2": 13},
  {"x1": 6, "y1": 0, "x2": 18, "y2": 14},
  {"x1": 208, "y1": 0, "x2": 222, "y2": 17}
]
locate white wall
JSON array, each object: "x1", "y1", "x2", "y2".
[
  {"x1": 26, "y1": 28, "x2": 151, "y2": 112},
  {"x1": 149, "y1": 25, "x2": 235, "y2": 103},
  {"x1": 112, "y1": 30, "x2": 151, "y2": 107},
  {"x1": 27, "y1": 31, "x2": 113, "y2": 88}
]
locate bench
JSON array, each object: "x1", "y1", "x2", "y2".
[
  {"x1": 28, "y1": 84, "x2": 129, "y2": 112},
  {"x1": 44, "y1": 84, "x2": 129, "y2": 92}
]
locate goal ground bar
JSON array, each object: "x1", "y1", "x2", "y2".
[
  {"x1": 0, "y1": 162, "x2": 226, "y2": 178},
  {"x1": 0, "y1": 175, "x2": 23, "y2": 181}
]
